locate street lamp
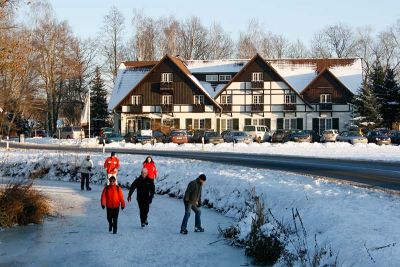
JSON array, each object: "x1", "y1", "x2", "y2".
[{"x1": 88, "y1": 87, "x2": 91, "y2": 138}]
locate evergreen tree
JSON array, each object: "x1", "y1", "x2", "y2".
[
  {"x1": 90, "y1": 67, "x2": 110, "y2": 134},
  {"x1": 352, "y1": 84, "x2": 381, "y2": 128},
  {"x1": 382, "y1": 67, "x2": 400, "y2": 128}
]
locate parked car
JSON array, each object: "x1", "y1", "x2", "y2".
[
  {"x1": 165, "y1": 130, "x2": 189, "y2": 144},
  {"x1": 54, "y1": 126, "x2": 84, "y2": 139},
  {"x1": 389, "y1": 130, "x2": 400, "y2": 145},
  {"x1": 124, "y1": 132, "x2": 153, "y2": 144},
  {"x1": 320, "y1": 129, "x2": 339, "y2": 142},
  {"x1": 271, "y1": 129, "x2": 292, "y2": 143},
  {"x1": 243, "y1": 125, "x2": 271, "y2": 142},
  {"x1": 282, "y1": 130, "x2": 311, "y2": 143},
  {"x1": 152, "y1": 130, "x2": 167, "y2": 143},
  {"x1": 204, "y1": 131, "x2": 224, "y2": 145},
  {"x1": 31, "y1": 129, "x2": 47, "y2": 137},
  {"x1": 192, "y1": 129, "x2": 207, "y2": 143},
  {"x1": 99, "y1": 132, "x2": 124, "y2": 144},
  {"x1": 303, "y1": 130, "x2": 321, "y2": 143},
  {"x1": 221, "y1": 130, "x2": 232, "y2": 141},
  {"x1": 366, "y1": 131, "x2": 391, "y2": 145},
  {"x1": 224, "y1": 131, "x2": 253, "y2": 144},
  {"x1": 336, "y1": 131, "x2": 368, "y2": 144}
]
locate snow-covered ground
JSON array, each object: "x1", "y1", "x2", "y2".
[
  {"x1": 15, "y1": 137, "x2": 400, "y2": 162},
  {"x1": 1, "y1": 148, "x2": 399, "y2": 266},
  {"x1": 0, "y1": 179, "x2": 250, "y2": 267}
]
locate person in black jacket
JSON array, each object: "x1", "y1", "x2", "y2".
[{"x1": 128, "y1": 168, "x2": 155, "y2": 227}]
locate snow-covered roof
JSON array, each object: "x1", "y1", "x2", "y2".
[
  {"x1": 188, "y1": 75, "x2": 221, "y2": 108},
  {"x1": 270, "y1": 58, "x2": 363, "y2": 94},
  {"x1": 198, "y1": 81, "x2": 227, "y2": 98},
  {"x1": 186, "y1": 59, "x2": 247, "y2": 73},
  {"x1": 108, "y1": 68, "x2": 149, "y2": 110}
]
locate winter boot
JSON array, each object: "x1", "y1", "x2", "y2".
[
  {"x1": 109, "y1": 224, "x2": 112, "y2": 232},
  {"x1": 145, "y1": 220, "x2": 148, "y2": 226},
  {"x1": 180, "y1": 229, "x2": 188, "y2": 235},
  {"x1": 141, "y1": 223, "x2": 145, "y2": 228},
  {"x1": 194, "y1": 227, "x2": 204, "y2": 232}
]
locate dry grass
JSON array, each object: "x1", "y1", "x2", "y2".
[{"x1": 0, "y1": 181, "x2": 51, "y2": 228}]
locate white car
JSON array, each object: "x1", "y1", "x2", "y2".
[
  {"x1": 55, "y1": 126, "x2": 85, "y2": 139},
  {"x1": 320, "y1": 129, "x2": 339, "y2": 142},
  {"x1": 336, "y1": 131, "x2": 368, "y2": 144},
  {"x1": 243, "y1": 125, "x2": 271, "y2": 142}
]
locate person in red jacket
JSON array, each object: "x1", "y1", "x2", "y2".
[
  {"x1": 101, "y1": 176, "x2": 125, "y2": 234},
  {"x1": 104, "y1": 151, "x2": 120, "y2": 185},
  {"x1": 143, "y1": 156, "x2": 157, "y2": 184}
]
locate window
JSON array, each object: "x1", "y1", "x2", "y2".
[
  {"x1": 221, "y1": 119, "x2": 233, "y2": 131},
  {"x1": 219, "y1": 74, "x2": 232, "y2": 81},
  {"x1": 285, "y1": 95, "x2": 296, "y2": 104},
  {"x1": 194, "y1": 95, "x2": 204, "y2": 104},
  {"x1": 319, "y1": 118, "x2": 332, "y2": 133},
  {"x1": 221, "y1": 95, "x2": 232, "y2": 104},
  {"x1": 283, "y1": 118, "x2": 297, "y2": 129},
  {"x1": 131, "y1": 95, "x2": 142, "y2": 105},
  {"x1": 162, "y1": 95, "x2": 173, "y2": 105},
  {"x1": 161, "y1": 73, "x2": 173, "y2": 82},
  {"x1": 193, "y1": 119, "x2": 205, "y2": 129},
  {"x1": 252, "y1": 72, "x2": 263, "y2": 81},
  {"x1": 320, "y1": 94, "x2": 332, "y2": 103},
  {"x1": 206, "y1": 75, "x2": 218, "y2": 82},
  {"x1": 252, "y1": 95, "x2": 264, "y2": 104}
]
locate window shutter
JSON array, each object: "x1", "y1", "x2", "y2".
[
  {"x1": 312, "y1": 118, "x2": 319, "y2": 133},
  {"x1": 332, "y1": 118, "x2": 339, "y2": 130},
  {"x1": 205, "y1": 119, "x2": 212, "y2": 129},
  {"x1": 277, "y1": 118, "x2": 283, "y2": 129},
  {"x1": 216, "y1": 118, "x2": 220, "y2": 133},
  {"x1": 233, "y1": 119, "x2": 239, "y2": 130},
  {"x1": 297, "y1": 118, "x2": 303, "y2": 130},
  {"x1": 245, "y1": 118, "x2": 251, "y2": 125}
]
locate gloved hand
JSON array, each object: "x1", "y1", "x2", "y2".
[
  {"x1": 127, "y1": 196, "x2": 131, "y2": 202},
  {"x1": 121, "y1": 206, "x2": 124, "y2": 210},
  {"x1": 88, "y1": 167, "x2": 92, "y2": 172},
  {"x1": 101, "y1": 205, "x2": 105, "y2": 209}
]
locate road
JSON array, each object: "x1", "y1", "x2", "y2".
[{"x1": 2, "y1": 142, "x2": 400, "y2": 191}]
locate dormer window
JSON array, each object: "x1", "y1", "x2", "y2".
[
  {"x1": 194, "y1": 95, "x2": 204, "y2": 104},
  {"x1": 252, "y1": 72, "x2": 263, "y2": 81},
  {"x1": 206, "y1": 75, "x2": 218, "y2": 82},
  {"x1": 131, "y1": 95, "x2": 142, "y2": 105},
  {"x1": 219, "y1": 74, "x2": 232, "y2": 82},
  {"x1": 285, "y1": 95, "x2": 296, "y2": 104},
  {"x1": 320, "y1": 94, "x2": 332, "y2": 103},
  {"x1": 161, "y1": 73, "x2": 173, "y2": 82}
]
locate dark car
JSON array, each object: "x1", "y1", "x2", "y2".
[
  {"x1": 282, "y1": 130, "x2": 311, "y2": 143},
  {"x1": 152, "y1": 130, "x2": 166, "y2": 143},
  {"x1": 204, "y1": 131, "x2": 224, "y2": 145},
  {"x1": 366, "y1": 131, "x2": 391, "y2": 145},
  {"x1": 99, "y1": 133, "x2": 124, "y2": 144},
  {"x1": 221, "y1": 130, "x2": 232, "y2": 141},
  {"x1": 271, "y1": 129, "x2": 292, "y2": 143},
  {"x1": 389, "y1": 130, "x2": 400, "y2": 144},
  {"x1": 304, "y1": 130, "x2": 321, "y2": 143},
  {"x1": 31, "y1": 129, "x2": 47, "y2": 137},
  {"x1": 124, "y1": 132, "x2": 153, "y2": 144},
  {"x1": 192, "y1": 130, "x2": 217, "y2": 143},
  {"x1": 165, "y1": 130, "x2": 189, "y2": 144}
]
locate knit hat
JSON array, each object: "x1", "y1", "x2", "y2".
[
  {"x1": 111, "y1": 151, "x2": 116, "y2": 157},
  {"x1": 198, "y1": 174, "x2": 206, "y2": 181}
]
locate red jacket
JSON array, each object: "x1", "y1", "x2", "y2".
[
  {"x1": 104, "y1": 156, "x2": 120, "y2": 174},
  {"x1": 101, "y1": 185, "x2": 125, "y2": 209},
  {"x1": 143, "y1": 162, "x2": 157, "y2": 179}
]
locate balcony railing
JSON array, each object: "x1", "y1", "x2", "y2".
[
  {"x1": 284, "y1": 103, "x2": 296, "y2": 111},
  {"x1": 192, "y1": 104, "x2": 205, "y2": 112},
  {"x1": 161, "y1": 104, "x2": 173, "y2": 113},
  {"x1": 251, "y1": 81, "x2": 264, "y2": 89},
  {"x1": 251, "y1": 104, "x2": 264, "y2": 112},
  {"x1": 160, "y1": 81, "x2": 173, "y2": 91},
  {"x1": 122, "y1": 105, "x2": 143, "y2": 114},
  {"x1": 221, "y1": 104, "x2": 232, "y2": 113},
  {"x1": 319, "y1": 103, "x2": 332, "y2": 111}
]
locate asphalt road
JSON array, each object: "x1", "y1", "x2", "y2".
[{"x1": 2, "y1": 142, "x2": 400, "y2": 191}]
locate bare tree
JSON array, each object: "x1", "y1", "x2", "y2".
[
  {"x1": 237, "y1": 19, "x2": 263, "y2": 58},
  {"x1": 286, "y1": 39, "x2": 310, "y2": 58},
  {"x1": 157, "y1": 15, "x2": 180, "y2": 58},
  {"x1": 354, "y1": 26, "x2": 376, "y2": 83},
  {"x1": 206, "y1": 23, "x2": 234, "y2": 59},
  {"x1": 100, "y1": 5, "x2": 126, "y2": 84},
  {"x1": 132, "y1": 10, "x2": 158, "y2": 60},
  {"x1": 176, "y1": 16, "x2": 209, "y2": 60}
]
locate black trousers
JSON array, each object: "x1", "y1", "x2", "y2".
[
  {"x1": 138, "y1": 201, "x2": 150, "y2": 224},
  {"x1": 81, "y1": 173, "x2": 90, "y2": 190},
  {"x1": 106, "y1": 207, "x2": 119, "y2": 233}
]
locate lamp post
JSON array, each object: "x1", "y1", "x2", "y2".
[{"x1": 88, "y1": 87, "x2": 91, "y2": 138}]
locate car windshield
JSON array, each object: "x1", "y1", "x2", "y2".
[
  {"x1": 72, "y1": 127, "x2": 82, "y2": 131},
  {"x1": 109, "y1": 133, "x2": 121, "y2": 138},
  {"x1": 205, "y1": 132, "x2": 219, "y2": 137},
  {"x1": 243, "y1": 126, "x2": 255, "y2": 131},
  {"x1": 233, "y1": 132, "x2": 246, "y2": 136},
  {"x1": 348, "y1": 131, "x2": 362, "y2": 137},
  {"x1": 171, "y1": 131, "x2": 186, "y2": 136}
]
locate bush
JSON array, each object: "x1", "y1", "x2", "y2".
[{"x1": 0, "y1": 180, "x2": 51, "y2": 228}]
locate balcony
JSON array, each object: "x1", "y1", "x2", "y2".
[
  {"x1": 319, "y1": 103, "x2": 332, "y2": 111},
  {"x1": 192, "y1": 104, "x2": 205, "y2": 112},
  {"x1": 121, "y1": 105, "x2": 143, "y2": 114},
  {"x1": 221, "y1": 104, "x2": 232, "y2": 113},
  {"x1": 284, "y1": 103, "x2": 296, "y2": 111},
  {"x1": 251, "y1": 81, "x2": 264, "y2": 89},
  {"x1": 251, "y1": 104, "x2": 264, "y2": 112},
  {"x1": 160, "y1": 81, "x2": 173, "y2": 91},
  {"x1": 161, "y1": 104, "x2": 173, "y2": 113}
]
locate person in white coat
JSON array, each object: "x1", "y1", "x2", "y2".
[{"x1": 80, "y1": 155, "x2": 94, "y2": 190}]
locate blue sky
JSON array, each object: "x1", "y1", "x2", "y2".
[{"x1": 45, "y1": 0, "x2": 399, "y2": 43}]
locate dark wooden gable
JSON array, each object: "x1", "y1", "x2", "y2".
[
  {"x1": 301, "y1": 69, "x2": 354, "y2": 104},
  {"x1": 117, "y1": 56, "x2": 217, "y2": 109},
  {"x1": 234, "y1": 56, "x2": 283, "y2": 82}
]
